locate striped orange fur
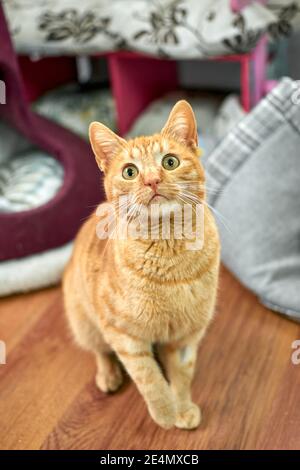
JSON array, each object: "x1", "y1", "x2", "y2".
[{"x1": 63, "y1": 101, "x2": 220, "y2": 429}]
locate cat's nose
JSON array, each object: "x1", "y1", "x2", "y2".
[{"x1": 144, "y1": 176, "x2": 161, "y2": 192}]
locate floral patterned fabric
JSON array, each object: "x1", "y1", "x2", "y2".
[{"x1": 3, "y1": 0, "x2": 300, "y2": 58}]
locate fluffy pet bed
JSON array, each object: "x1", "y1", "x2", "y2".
[
  {"x1": 33, "y1": 83, "x2": 116, "y2": 140},
  {"x1": 0, "y1": 120, "x2": 64, "y2": 213}
]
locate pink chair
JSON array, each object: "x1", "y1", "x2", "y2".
[{"x1": 108, "y1": 0, "x2": 273, "y2": 135}]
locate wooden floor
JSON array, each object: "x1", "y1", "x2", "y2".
[{"x1": 0, "y1": 266, "x2": 299, "y2": 450}]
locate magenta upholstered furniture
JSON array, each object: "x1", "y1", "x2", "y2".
[
  {"x1": 106, "y1": 0, "x2": 271, "y2": 135},
  {"x1": 0, "y1": 5, "x2": 102, "y2": 261},
  {"x1": 107, "y1": 41, "x2": 268, "y2": 136}
]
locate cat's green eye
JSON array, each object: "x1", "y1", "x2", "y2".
[
  {"x1": 122, "y1": 164, "x2": 139, "y2": 180},
  {"x1": 162, "y1": 154, "x2": 180, "y2": 171}
]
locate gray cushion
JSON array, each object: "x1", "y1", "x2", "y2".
[{"x1": 205, "y1": 78, "x2": 300, "y2": 320}]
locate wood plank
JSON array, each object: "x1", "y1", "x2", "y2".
[
  {"x1": 1, "y1": 267, "x2": 299, "y2": 450},
  {"x1": 0, "y1": 291, "x2": 94, "y2": 449},
  {"x1": 257, "y1": 323, "x2": 300, "y2": 450},
  {"x1": 0, "y1": 288, "x2": 59, "y2": 353}
]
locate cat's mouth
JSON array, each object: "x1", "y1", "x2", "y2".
[{"x1": 148, "y1": 193, "x2": 169, "y2": 204}]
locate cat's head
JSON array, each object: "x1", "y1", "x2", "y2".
[{"x1": 89, "y1": 100, "x2": 205, "y2": 208}]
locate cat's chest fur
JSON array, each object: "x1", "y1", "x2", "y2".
[
  {"x1": 108, "y1": 238, "x2": 219, "y2": 342},
  {"x1": 133, "y1": 278, "x2": 214, "y2": 342}
]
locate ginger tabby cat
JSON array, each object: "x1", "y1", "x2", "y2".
[{"x1": 63, "y1": 100, "x2": 220, "y2": 430}]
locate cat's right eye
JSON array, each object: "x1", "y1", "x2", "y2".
[{"x1": 122, "y1": 164, "x2": 139, "y2": 180}]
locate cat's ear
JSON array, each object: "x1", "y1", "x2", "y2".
[
  {"x1": 89, "y1": 122, "x2": 127, "y2": 172},
  {"x1": 161, "y1": 100, "x2": 198, "y2": 149}
]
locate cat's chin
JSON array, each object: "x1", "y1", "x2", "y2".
[
  {"x1": 144, "y1": 199, "x2": 183, "y2": 216},
  {"x1": 148, "y1": 194, "x2": 169, "y2": 204}
]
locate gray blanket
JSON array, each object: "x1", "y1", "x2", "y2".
[{"x1": 206, "y1": 77, "x2": 300, "y2": 320}]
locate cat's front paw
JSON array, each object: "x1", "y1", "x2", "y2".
[
  {"x1": 175, "y1": 403, "x2": 201, "y2": 430},
  {"x1": 148, "y1": 399, "x2": 176, "y2": 430},
  {"x1": 95, "y1": 361, "x2": 123, "y2": 393}
]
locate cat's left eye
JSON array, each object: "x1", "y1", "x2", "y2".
[
  {"x1": 162, "y1": 154, "x2": 180, "y2": 171},
  {"x1": 122, "y1": 164, "x2": 139, "y2": 180}
]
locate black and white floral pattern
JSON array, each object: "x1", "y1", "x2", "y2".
[
  {"x1": 39, "y1": 10, "x2": 111, "y2": 43},
  {"x1": 224, "y1": 13, "x2": 264, "y2": 54},
  {"x1": 38, "y1": 9, "x2": 127, "y2": 48},
  {"x1": 268, "y1": 1, "x2": 300, "y2": 38},
  {"x1": 133, "y1": 1, "x2": 188, "y2": 45},
  {"x1": 3, "y1": 0, "x2": 300, "y2": 58}
]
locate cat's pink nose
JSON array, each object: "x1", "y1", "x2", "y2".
[{"x1": 144, "y1": 176, "x2": 161, "y2": 192}]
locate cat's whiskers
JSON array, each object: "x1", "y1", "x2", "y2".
[
  {"x1": 162, "y1": 180, "x2": 223, "y2": 195},
  {"x1": 179, "y1": 189, "x2": 232, "y2": 234},
  {"x1": 202, "y1": 200, "x2": 233, "y2": 234},
  {"x1": 98, "y1": 193, "x2": 143, "y2": 257}
]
